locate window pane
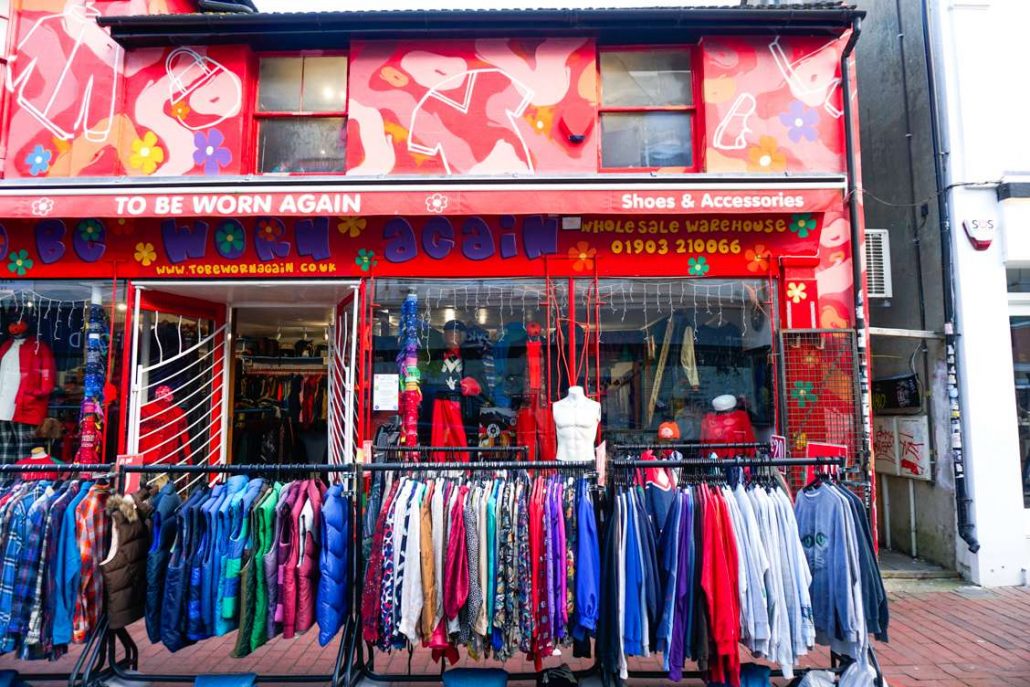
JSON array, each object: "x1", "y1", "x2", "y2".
[
  {"x1": 302, "y1": 56, "x2": 347, "y2": 113},
  {"x1": 258, "y1": 57, "x2": 303, "y2": 112},
  {"x1": 1008, "y1": 268, "x2": 1030, "y2": 293},
  {"x1": 601, "y1": 49, "x2": 693, "y2": 107},
  {"x1": 601, "y1": 112, "x2": 692, "y2": 168},
  {"x1": 1011, "y1": 316, "x2": 1030, "y2": 507},
  {"x1": 258, "y1": 118, "x2": 346, "y2": 173}
]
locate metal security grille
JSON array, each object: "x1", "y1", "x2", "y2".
[{"x1": 778, "y1": 329, "x2": 862, "y2": 489}]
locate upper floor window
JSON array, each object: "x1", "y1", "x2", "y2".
[
  {"x1": 599, "y1": 48, "x2": 696, "y2": 170},
  {"x1": 256, "y1": 55, "x2": 348, "y2": 174}
]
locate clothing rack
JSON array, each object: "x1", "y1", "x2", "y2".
[
  {"x1": 605, "y1": 447, "x2": 883, "y2": 687},
  {"x1": 612, "y1": 441, "x2": 768, "y2": 452},
  {"x1": 347, "y1": 457, "x2": 600, "y2": 687},
  {"x1": 0, "y1": 463, "x2": 122, "y2": 687},
  {"x1": 106, "y1": 462, "x2": 357, "y2": 687}
]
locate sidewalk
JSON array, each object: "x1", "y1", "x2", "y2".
[{"x1": 1, "y1": 580, "x2": 1027, "y2": 686}]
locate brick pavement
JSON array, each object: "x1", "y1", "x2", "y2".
[{"x1": 1, "y1": 583, "x2": 1028, "y2": 686}]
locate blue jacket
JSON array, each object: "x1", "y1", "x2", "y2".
[
  {"x1": 172, "y1": 486, "x2": 208, "y2": 649},
  {"x1": 145, "y1": 484, "x2": 181, "y2": 643},
  {"x1": 213, "y1": 476, "x2": 248, "y2": 636},
  {"x1": 53, "y1": 481, "x2": 92, "y2": 645},
  {"x1": 573, "y1": 479, "x2": 599, "y2": 642},
  {"x1": 316, "y1": 485, "x2": 350, "y2": 646}
]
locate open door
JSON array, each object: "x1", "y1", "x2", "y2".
[
  {"x1": 329, "y1": 287, "x2": 360, "y2": 464},
  {"x1": 125, "y1": 285, "x2": 229, "y2": 482}
]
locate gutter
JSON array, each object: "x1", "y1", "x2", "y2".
[
  {"x1": 839, "y1": 17, "x2": 875, "y2": 513},
  {"x1": 921, "y1": 0, "x2": 979, "y2": 553}
]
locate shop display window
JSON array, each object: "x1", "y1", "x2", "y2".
[
  {"x1": 0, "y1": 281, "x2": 125, "y2": 465},
  {"x1": 369, "y1": 278, "x2": 774, "y2": 459},
  {"x1": 257, "y1": 55, "x2": 348, "y2": 173},
  {"x1": 599, "y1": 48, "x2": 696, "y2": 170}
]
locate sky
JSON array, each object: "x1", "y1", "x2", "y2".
[{"x1": 253, "y1": 0, "x2": 742, "y2": 12}]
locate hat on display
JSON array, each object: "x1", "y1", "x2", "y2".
[
  {"x1": 712, "y1": 394, "x2": 737, "y2": 412},
  {"x1": 443, "y1": 320, "x2": 467, "y2": 333},
  {"x1": 155, "y1": 385, "x2": 174, "y2": 402},
  {"x1": 657, "y1": 421, "x2": 680, "y2": 441}
]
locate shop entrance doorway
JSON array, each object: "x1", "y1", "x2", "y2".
[{"x1": 123, "y1": 281, "x2": 359, "y2": 480}]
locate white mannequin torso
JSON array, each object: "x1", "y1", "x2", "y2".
[{"x1": 552, "y1": 386, "x2": 600, "y2": 462}]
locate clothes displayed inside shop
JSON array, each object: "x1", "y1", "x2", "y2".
[
  {"x1": 134, "y1": 474, "x2": 353, "y2": 656},
  {"x1": 359, "y1": 470, "x2": 600, "y2": 666},
  {"x1": 0, "y1": 475, "x2": 110, "y2": 660},
  {"x1": 233, "y1": 369, "x2": 328, "y2": 465}
]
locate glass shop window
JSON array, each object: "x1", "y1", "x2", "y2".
[
  {"x1": 0, "y1": 281, "x2": 126, "y2": 465},
  {"x1": 368, "y1": 278, "x2": 774, "y2": 460},
  {"x1": 256, "y1": 55, "x2": 348, "y2": 174},
  {"x1": 599, "y1": 48, "x2": 696, "y2": 170}
]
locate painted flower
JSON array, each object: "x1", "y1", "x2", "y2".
[
  {"x1": 129, "y1": 131, "x2": 165, "y2": 175},
  {"x1": 30, "y1": 198, "x2": 54, "y2": 216},
  {"x1": 746, "y1": 135, "x2": 787, "y2": 172},
  {"x1": 257, "y1": 219, "x2": 284, "y2": 242},
  {"x1": 688, "y1": 256, "x2": 710, "y2": 276},
  {"x1": 7, "y1": 250, "x2": 33, "y2": 276},
  {"x1": 525, "y1": 106, "x2": 555, "y2": 135},
  {"x1": 134, "y1": 242, "x2": 157, "y2": 267},
  {"x1": 355, "y1": 248, "x2": 377, "y2": 272},
  {"x1": 802, "y1": 349, "x2": 820, "y2": 368},
  {"x1": 794, "y1": 432, "x2": 809, "y2": 452},
  {"x1": 789, "y1": 213, "x2": 817, "y2": 239},
  {"x1": 25, "y1": 144, "x2": 52, "y2": 176},
  {"x1": 745, "y1": 244, "x2": 771, "y2": 272},
  {"x1": 778, "y1": 100, "x2": 819, "y2": 143},
  {"x1": 425, "y1": 193, "x2": 449, "y2": 213},
  {"x1": 77, "y1": 219, "x2": 103, "y2": 242},
  {"x1": 568, "y1": 241, "x2": 596, "y2": 272},
  {"x1": 111, "y1": 218, "x2": 134, "y2": 236},
  {"x1": 193, "y1": 130, "x2": 232, "y2": 176},
  {"x1": 215, "y1": 222, "x2": 244, "y2": 254},
  {"x1": 171, "y1": 101, "x2": 191, "y2": 120},
  {"x1": 791, "y1": 381, "x2": 818, "y2": 409},
  {"x1": 338, "y1": 217, "x2": 366, "y2": 238},
  {"x1": 786, "y1": 282, "x2": 807, "y2": 303}
]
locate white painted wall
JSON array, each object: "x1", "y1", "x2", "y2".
[{"x1": 931, "y1": 0, "x2": 1030, "y2": 586}]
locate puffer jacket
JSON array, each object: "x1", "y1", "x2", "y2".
[
  {"x1": 295, "y1": 480, "x2": 325, "y2": 635},
  {"x1": 101, "y1": 488, "x2": 154, "y2": 630},
  {"x1": 145, "y1": 484, "x2": 181, "y2": 643},
  {"x1": 317, "y1": 485, "x2": 350, "y2": 646}
]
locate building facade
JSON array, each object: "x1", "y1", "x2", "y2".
[
  {"x1": 858, "y1": 0, "x2": 1030, "y2": 586},
  {"x1": 0, "y1": 2, "x2": 873, "y2": 517}
]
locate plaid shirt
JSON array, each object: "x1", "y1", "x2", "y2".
[
  {"x1": 72, "y1": 484, "x2": 109, "y2": 644},
  {"x1": 0, "y1": 485, "x2": 45, "y2": 650},
  {"x1": 6, "y1": 488, "x2": 53, "y2": 653},
  {"x1": 24, "y1": 486, "x2": 75, "y2": 655}
]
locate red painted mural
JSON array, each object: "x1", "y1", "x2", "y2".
[
  {"x1": 701, "y1": 34, "x2": 849, "y2": 174},
  {"x1": 4, "y1": 0, "x2": 246, "y2": 180},
  {"x1": 345, "y1": 38, "x2": 599, "y2": 176}
]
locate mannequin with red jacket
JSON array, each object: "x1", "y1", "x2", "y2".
[
  {"x1": 139, "y1": 384, "x2": 192, "y2": 465},
  {"x1": 0, "y1": 321, "x2": 56, "y2": 463},
  {"x1": 700, "y1": 394, "x2": 756, "y2": 458}
]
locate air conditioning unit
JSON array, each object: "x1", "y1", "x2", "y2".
[{"x1": 864, "y1": 228, "x2": 893, "y2": 299}]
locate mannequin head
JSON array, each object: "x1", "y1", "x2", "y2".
[
  {"x1": 712, "y1": 394, "x2": 737, "y2": 412},
  {"x1": 443, "y1": 320, "x2": 467, "y2": 349},
  {"x1": 7, "y1": 321, "x2": 29, "y2": 339},
  {"x1": 155, "y1": 385, "x2": 174, "y2": 402},
  {"x1": 526, "y1": 321, "x2": 542, "y2": 338}
]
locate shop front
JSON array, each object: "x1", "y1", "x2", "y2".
[{"x1": 0, "y1": 181, "x2": 862, "y2": 490}]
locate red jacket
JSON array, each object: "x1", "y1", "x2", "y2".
[
  {"x1": 0, "y1": 337, "x2": 56, "y2": 426},
  {"x1": 138, "y1": 398, "x2": 191, "y2": 465},
  {"x1": 295, "y1": 480, "x2": 325, "y2": 634},
  {"x1": 700, "y1": 410, "x2": 756, "y2": 458}
]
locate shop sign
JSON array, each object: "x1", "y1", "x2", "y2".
[
  {"x1": 0, "y1": 212, "x2": 825, "y2": 279},
  {"x1": 873, "y1": 415, "x2": 931, "y2": 480},
  {"x1": 0, "y1": 186, "x2": 842, "y2": 219}
]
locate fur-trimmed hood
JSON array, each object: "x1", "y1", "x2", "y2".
[{"x1": 106, "y1": 489, "x2": 153, "y2": 523}]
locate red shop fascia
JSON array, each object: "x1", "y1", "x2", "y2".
[{"x1": 0, "y1": 4, "x2": 869, "y2": 475}]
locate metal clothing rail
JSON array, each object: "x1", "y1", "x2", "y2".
[
  {"x1": 604, "y1": 450, "x2": 883, "y2": 687},
  {"x1": 611, "y1": 441, "x2": 768, "y2": 452},
  {"x1": 348, "y1": 457, "x2": 600, "y2": 686},
  {"x1": 106, "y1": 462, "x2": 356, "y2": 687},
  {"x1": 0, "y1": 464, "x2": 121, "y2": 686}
]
